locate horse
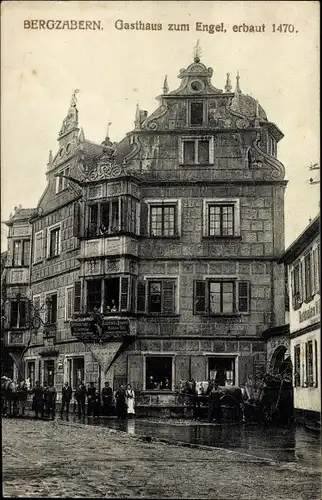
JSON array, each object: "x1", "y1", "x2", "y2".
[
  {"x1": 1, "y1": 377, "x2": 19, "y2": 417},
  {"x1": 217, "y1": 385, "x2": 248, "y2": 422}
]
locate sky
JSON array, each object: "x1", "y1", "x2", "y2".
[{"x1": 1, "y1": 0, "x2": 320, "y2": 252}]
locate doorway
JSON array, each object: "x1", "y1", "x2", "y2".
[{"x1": 44, "y1": 360, "x2": 55, "y2": 386}]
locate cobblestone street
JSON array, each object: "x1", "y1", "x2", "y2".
[{"x1": 2, "y1": 418, "x2": 321, "y2": 499}]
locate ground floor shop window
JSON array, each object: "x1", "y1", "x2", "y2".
[
  {"x1": 208, "y1": 357, "x2": 236, "y2": 386},
  {"x1": 145, "y1": 356, "x2": 173, "y2": 390},
  {"x1": 26, "y1": 361, "x2": 35, "y2": 387},
  {"x1": 43, "y1": 360, "x2": 55, "y2": 386},
  {"x1": 67, "y1": 357, "x2": 84, "y2": 389}
]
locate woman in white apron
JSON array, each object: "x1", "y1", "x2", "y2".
[{"x1": 125, "y1": 384, "x2": 135, "y2": 418}]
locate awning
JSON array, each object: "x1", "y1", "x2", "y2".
[
  {"x1": 9, "y1": 352, "x2": 23, "y2": 370},
  {"x1": 87, "y1": 341, "x2": 123, "y2": 375}
]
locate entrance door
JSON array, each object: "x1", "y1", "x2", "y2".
[{"x1": 44, "y1": 360, "x2": 55, "y2": 386}]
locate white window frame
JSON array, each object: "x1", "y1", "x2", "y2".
[
  {"x1": 142, "y1": 275, "x2": 180, "y2": 315},
  {"x1": 34, "y1": 230, "x2": 43, "y2": 263},
  {"x1": 146, "y1": 199, "x2": 182, "y2": 237},
  {"x1": 65, "y1": 286, "x2": 74, "y2": 321},
  {"x1": 47, "y1": 223, "x2": 61, "y2": 258},
  {"x1": 143, "y1": 353, "x2": 175, "y2": 391},
  {"x1": 203, "y1": 198, "x2": 241, "y2": 237},
  {"x1": 179, "y1": 136, "x2": 214, "y2": 165}
]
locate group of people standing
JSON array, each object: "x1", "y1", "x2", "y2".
[{"x1": 59, "y1": 380, "x2": 136, "y2": 420}]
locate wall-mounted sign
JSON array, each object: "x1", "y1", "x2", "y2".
[
  {"x1": 70, "y1": 317, "x2": 131, "y2": 343},
  {"x1": 299, "y1": 299, "x2": 320, "y2": 324}
]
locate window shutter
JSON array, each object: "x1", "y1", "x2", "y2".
[
  {"x1": 209, "y1": 136, "x2": 214, "y2": 164},
  {"x1": 137, "y1": 280, "x2": 146, "y2": 313},
  {"x1": 3, "y1": 301, "x2": 10, "y2": 329},
  {"x1": 178, "y1": 138, "x2": 184, "y2": 164},
  {"x1": 299, "y1": 260, "x2": 304, "y2": 304},
  {"x1": 237, "y1": 281, "x2": 250, "y2": 313},
  {"x1": 194, "y1": 280, "x2": 206, "y2": 314},
  {"x1": 290, "y1": 268, "x2": 296, "y2": 309},
  {"x1": 140, "y1": 202, "x2": 149, "y2": 237},
  {"x1": 136, "y1": 202, "x2": 141, "y2": 235},
  {"x1": 73, "y1": 201, "x2": 81, "y2": 237},
  {"x1": 317, "y1": 243, "x2": 320, "y2": 294},
  {"x1": 120, "y1": 276, "x2": 130, "y2": 311},
  {"x1": 314, "y1": 339, "x2": 318, "y2": 388},
  {"x1": 162, "y1": 280, "x2": 175, "y2": 314},
  {"x1": 42, "y1": 229, "x2": 47, "y2": 259},
  {"x1": 130, "y1": 276, "x2": 136, "y2": 312},
  {"x1": 74, "y1": 281, "x2": 82, "y2": 315}
]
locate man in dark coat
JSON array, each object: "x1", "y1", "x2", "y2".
[
  {"x1": 60, "y1": 382, "x2": 72, "y2": 417},
  {"x1": 208, "y1": 383, "x2": 223, "y2": 423},
  {"x1": 115, "y1": 384, "x2": 127, "y2": 419},
  {"x1": 44, "y1": 382, "x2": 57, "y2": 420},
  {"x1": 75, "y1": 379, "x2": 87, "y2": 418},
  {"x1": 87, "y1": 382, "x2": 97, "y2": 417},
  {"x1": 101, "y1": 382, "x2": 113, "y2": 416},
  {"x1": 32, "y1": 381, "x2": 44, "y2": 419}
]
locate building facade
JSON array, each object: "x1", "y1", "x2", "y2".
[
  {"x1": 3, "y1": 54, "x2": 287, "y2": 405},
  {"x1": 280, "y1": 215, "x2": 320, "y2": 425}
]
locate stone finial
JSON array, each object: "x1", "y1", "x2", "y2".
[
  {"x1": 225, "y1": 73, "x2": 232, "y2": 93},
  {"x1": 79, "y1": 128, "x2": 85, "y2": 143},
  {"x1": 59, "y1": 89, "x2": 79, "y2": 137},
  {"x1": 193, "y1": 39, "x2": 202, "y2": 63},
  {"x1": 106, "y1": 122, "x2": 112, "y2": 139},
  {"x1": 134, "y1": 103, "x2": 141, "y2": 129},
  {"x1": 49, "y1": 150, "x2": 53, "y2": 164},
  {"x1": 235, "y1": 71, "x2": 241, "y2": 94},
  {"x1": 163, "y1": 75, "x2": 169, "y2": 94}
]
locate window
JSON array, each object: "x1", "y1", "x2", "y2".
[
  {"x1": 267, "y1": 135, "x2": 277, "y2": 157},
  {"x1": 49, "y1": 227, "x2": 60, "y2": 257},
  {"x1": 291, "y1": 262, "x2": 302, "y2": 310},
  {"x1": 55, "y1": 166, "x2": 70, "y2": 194},
  {"x1": 136, "y1": 279, "x2": 176, "y2": 314},
  {"x1": 10, "y1": 301, "x2": 27, "y2": 328},
  {"x1": 150, "y1": 205, "x2": 176, "y2": 237},
  {"x1": 65, "y1": 287, "x2": 73, "y2": 321},
  {"x1": 306, "y1": 341, "x2": 314, "y2": 387},
  {"x1": 86, "y1": 276, "x2": 131, "y2": 314},
  {"x1": 67, "y1": 357, "x2": 84, "y2": 389},
  {"x1": 304, "y1": 252, "x2": 313, "y2": 301},
  {"x1": 145, "y1": 356, "x2": 173, "y2": 390},
  {"x1": 294, "y1": 344, "x2": 301, "y2": 387},
  {"x1": 313, "y1": 243, "x2": 320, "y2": 295},
  {"x1": 180, "y1": 137, "x2": 213, "y2": 165},
  {"x1": 13, "y1": 241, "x2": 22, "y2": 266},
  {"x1": 34, "y1": 231, "x2": 43, "y2": 263},
  {"x1": 12, "y1": 240, "x2": 30, "y2": 267},
  {"x1": 87, "y1": 197, "x2": 139, "y2": 237},
  {"x1": 208, "y1": 204, "x2": 235, "y2": 236},
  {"x1": 190, "y1": 102, "x2": 204, "y2": 126},
  {"x1": 26, "y1": 361, "x2": 35, "y2": 387},
  {"x1": 46, "y1": 294, "x2": 57, "y2": 324},
  {"x1": 208, "y1": 357, "x2": 236, "y2": 386},
  {"x1": 204, "y1": 199, "x2": 240, "y2": 238},
  {"x1": 194, "y1": 280, "x2": 250, "y2": 315}
]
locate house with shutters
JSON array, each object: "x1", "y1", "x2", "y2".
[
  {"x1": 279, "y1": 214, "x2": 320, "y2": 426},
  {"x1": 2, "y1": 52, "x2": 287, "y2": 406}
]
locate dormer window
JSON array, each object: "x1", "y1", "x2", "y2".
[{"x1": 189, "y1": 102, "x2": 204, "y2": 126}]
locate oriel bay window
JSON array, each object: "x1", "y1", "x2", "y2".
[
  {"x1": 137, "y1": 279, "x2": 177, "y2": 314},
  {"x1": 86, "y1": 276, "x2": 131, "y2": 314},
  {"x1": 180, "y1": 137, "x2": 214, "y2": 165},
  {"x1": 12, "y1": 240, "x2": 31, "y2": 266},
  {"x1": 10, "y1": 300, "x2": 27, "y2": 328},
  {"x1": 86, "y1": 196, "x2": 139, "y2": 237},
  {"x1": 194, "y1": 280, "x2": 250, "y2": 315}
]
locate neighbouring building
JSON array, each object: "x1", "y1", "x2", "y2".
[
  {"x1": 279, "y1": 214, "x2": 320, "y2": 426},
  {"x1": 2, "y1": 52, "x2": 287, "y2": 408}
]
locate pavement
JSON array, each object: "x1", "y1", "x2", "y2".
[{"x1": 2, "y1": 417, "x2": 321, "y2": 499}]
